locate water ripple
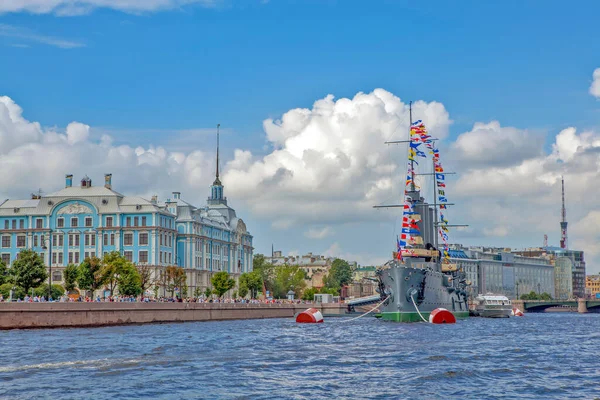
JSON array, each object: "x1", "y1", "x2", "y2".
[{"x1": 0, "y1": 313, "x2": 599, "y2": 399}]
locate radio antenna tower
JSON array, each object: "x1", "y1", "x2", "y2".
[{"x1": 559, "y1": 176, "x2": 568, "y2": 249}]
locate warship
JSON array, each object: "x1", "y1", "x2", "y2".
[{"x1": 350, "y1": 103, "x2": 470, "y2": 322}]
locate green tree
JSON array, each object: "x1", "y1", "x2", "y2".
[
  {"x1": 272, "y1": 265, "x2": 306, "y2": 299},
  {"x1": 63, "y1": 264, "x2": 78, "y2": 292},
  {"x1": 117, "y1": 264, "x2": 142, "y2": 296},
  {"x1": 324, "y1": 259, "x2": 353, "y2": 290},
  {"x1": 194, "y1": 287, "x2": 204, "y2": 298},
  {"x1": 302, "y1": 287, "x2": 319, "y2": 301},
  {"x1": 211, "y1": 271, "x2": 235, "y2": 298},
  {"x1": 10, "y1": 249, "x2": 48, "y2": 294},
  {"x1": 238, "y1": 284, "x2": 248, "y2": 298},
  {"x1": 253, "y1": 254, "x2": 275, "y2": 293},
  {"x1": 34, "y1": 284, "x2": 65, "y2": 299},
  {"x1": 204, "y1": 287, "x2": 213, "y2": 299},
  {"x1": 540, "y1": 292, "x2": 553, "y2": 300},
  {"x1": 77, "y1": 256, "x2": 105, "y2": 296},
  {"x1": 0, "y1": 259, "x2": 9, "y2": 286},
  {"x1": 100, "y1": 251, "x2": 129, "y2": 296},
  {"x1": 239, "y1": 270, "x2": 263, "y2": 299},
  {"x1": 0, "y1": 283, "x2": 25, "y2": 300}
]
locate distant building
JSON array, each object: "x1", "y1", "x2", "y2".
[
  {"x1": 266, "y1": 251, "x2": 334, "y2": 289},
  {"x1": 448, "y1": 245, "x2": 554, "y2": 299},
  {"x1": 585, "y1": 275, "x2": 600, "y2": 299},
  {"x1": 348, "y1": 266, "x2": 378, "y2": 298},
  {"x1": 0, "y1": 170, "x2": 253, "y2": 297},
  {"x1": 512, "y1": 247, "x2": 586, "y2": 299}
]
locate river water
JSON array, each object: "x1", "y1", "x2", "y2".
[{"x1": 0, "y1": 313, "x2": 598, "y2": 399}]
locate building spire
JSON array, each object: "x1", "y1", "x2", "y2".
[{"x1": 214, "y1": 124, "x2": 221, "y2": 186}]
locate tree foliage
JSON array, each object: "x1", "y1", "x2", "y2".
[
  {"x1": 10, "y1": 249, "x2": 48, "y2": 294},
  {"x1": 63, "y1": 264, "x2": 78, "y2": 292},
  {"x1": 0, "y1": 259, "x2": 9, "y2": 286},
  {"x1": 34, "y1": 284, "x2": 65, "y2": 299},
  {"x1": 211, "y1": 271, "x2": 235, "y2": 298},
  {"x1": 239, "y1": 270, "x2": 263, "y2": 299},
  {"x1": 324, "y1": 259, "x2": 353, "y2": 290},
  {"x1": 117, "y1": 263, "x2": 142, "y2": 296},
  {"x1": 77, "y1": 256, "x2": 105, "y2": 295},
  {"x1": 100, "y1": 251, "x2": 129, "y2": 296},
  {"x1": 253, "y1": 254, "x2": 275, "y2": 293},
  {"x1": 302, "y1": 287, "x2": 319, "y2": 301},
  {"x1": 204, "y1": 287, "x2": 213, "y2": 299},
  {"x1": 271, "y1": 265, "x2": 306, "y2": 299},
  {"x1": 520, "y1": 291, "x2": 553, "y2": 301},
  {"x1": 0, "y1": 283, "x2": 25, "y2": 300}
]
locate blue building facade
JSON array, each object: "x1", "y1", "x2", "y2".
[{"x1": 0, "y1": 171, "x2": 253, "y2": 296}]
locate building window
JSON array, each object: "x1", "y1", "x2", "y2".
[
  {"x1": 52, "y1": 271, "x2": 62, "y2": 282},
  {"x1": 57, "y1": 218, "x2": 64, "y2": 228},
  {"x1": 139, "y1": 233, "x2": 148, "y2": 246},
  {"x1": 11, "y1": 220, "x2": 16, "y2": 230},
  {"x1": 110, "y1": 234, "x2": 115, "y2": 246},
  {"x1": 17, "y1": 235, "x2": 25, "y2": 248},
  {"x1": 69, "y1": 234, "x2": 73, "y2": 247},
  {"x1": 71, "y1": 217, "x2": 78, "y2": 227},
  {"x1": 160, "y1": 234, "x2": 163, "y2": 246},
  {"x1": 85, "y1": 217, "x2": 92, "y2": 227},
  {"x1": 52, "y1": 253, "x2": 57, "y2": 265},
  {"x1": 58, "y1": 253, "x2": 64, "y2": 264},
  {"x1": 85, "y1": 234, "x2": 89, "y2": 246},
  {"x1": 124, "y1": 233, "x2": 133, "y2": 246},
  {"x1": 1, "y1": 254, "x2": 10, "y2": 265},
  {"x1": 103, "y1": 234, "x2": 108, "y2": 246},
  {"x1": 19, "y1": 220, "x2": 24, "y2": 229},
  {"x1": 160, "y1": 251, "x2": 163, "y2": 263},
  {"x1": 106, "y1": 217, "x2": 113, "y2": 228},
  {"x1": 58, "y1": 235, "x2": 63, "y2": 247},
  {"x1": 168, "y1": 235, "x2": 172, "y2": 247},
  {"x1": 168, "y1": 253, "x2": 172, "y2": 264},
  {"x1": 126, "y1": 217, "x2": 131, "y2": 227},
  {"x1": 3, "y1": 220, "x2": 7, "y2": 229},
  {"x1": 36, "y1": 219, "x2": 43, "y2": 229},
  {"x1": 74, "y1": 252, "x2": 80, "y2": 264},
  {"x1": 34, "y1": 235, "x2": 38, "y2": 247},
  {"x1": 124, "y1": 251, "x2": 133, "y2": 262},
  {"x1": 139, "y1": 250, "x2": 148, "y2": 263},
  {"x1": 91, "y1": 234, "x2": 95, "y2": 246},
  {"x1": 134, "y1": 217, "x2": 139, "y2": 227},
  {"x1": 141, "y1": 216, "x2": 147, "y2": 227},
  {"x1": 68, "y1": 252, "x2": 73, "y2": 264}
]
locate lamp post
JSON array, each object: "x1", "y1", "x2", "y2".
[
  {"x1": 516, "y1": 281, "x2": 519, "y2": 299},
  {"x1": 42, "y1": 229, "x2": 53, "y2": 301},
  {"x1": 538, "y1": 282, "x2": 541, "y2": 295}
]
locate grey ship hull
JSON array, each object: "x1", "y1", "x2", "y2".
[{"x1": 377, "y1": 259, "x2": 469, "y2": 322}]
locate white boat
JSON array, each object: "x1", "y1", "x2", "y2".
[{"x1": 474, "y1": 294, "x2": 513, "y2": 318}]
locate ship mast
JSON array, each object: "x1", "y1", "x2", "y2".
[{"x1": 409, "y1": 101, "x2": 416, "y2": 192}]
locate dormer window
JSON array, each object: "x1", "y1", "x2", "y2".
[{"x1": 81, "y1": 175, "x2": 92, "y2": 188}]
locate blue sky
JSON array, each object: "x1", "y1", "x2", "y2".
[{"x1": 1, "y1": 0, "x2": 600, "y2": 269}]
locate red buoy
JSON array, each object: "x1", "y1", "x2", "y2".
[
  {"x1": 428, "y1": 308, "x2": 456, "y2": 324},
  {"x1": 296, "y1": 308, "x2": 324, "y2": 323},
  {"x1": 512, "y1": 308, "x2": 524, "y2": 317}
]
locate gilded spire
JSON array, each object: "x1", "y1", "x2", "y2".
[{"x1": 214, "y1": 123, "x2": 221, "y2": 186}]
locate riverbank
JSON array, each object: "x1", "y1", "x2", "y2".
[{"x1": 0, "y1": 302, "x2": 347, "y2": 330}]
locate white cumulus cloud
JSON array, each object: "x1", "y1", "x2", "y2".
[
  {"x1": 590, "y1": 68, "x2": 600, "y2": 99},
  {"x1": 0, "y1": 96, "x2": 215, "y2": 202},
  {"x1": 223, "y1": 89, "x2": 451, "y2": 229},
  {"x1": 0, "y1": 0, "x2": 217, "y2": 15}
]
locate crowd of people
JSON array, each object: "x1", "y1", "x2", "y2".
[{"x1": 0, "y1": 293, "x2": 315, "y2": 304}]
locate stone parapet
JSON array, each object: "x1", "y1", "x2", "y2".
[{"x1": 0, "y1": 302, "x2": 347, "y2": 330}]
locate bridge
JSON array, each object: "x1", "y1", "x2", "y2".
[{"x1": 513, "y1": 299, "x2": 600, "y2": 313}]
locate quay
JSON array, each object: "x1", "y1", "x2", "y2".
[{"x1": 0, "y1": 302, "x2": 347, "y2": 330}]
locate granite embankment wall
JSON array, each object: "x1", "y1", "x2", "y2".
[{"x1": 0, "y1": 302, "x2": 347, "y2": 330}]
